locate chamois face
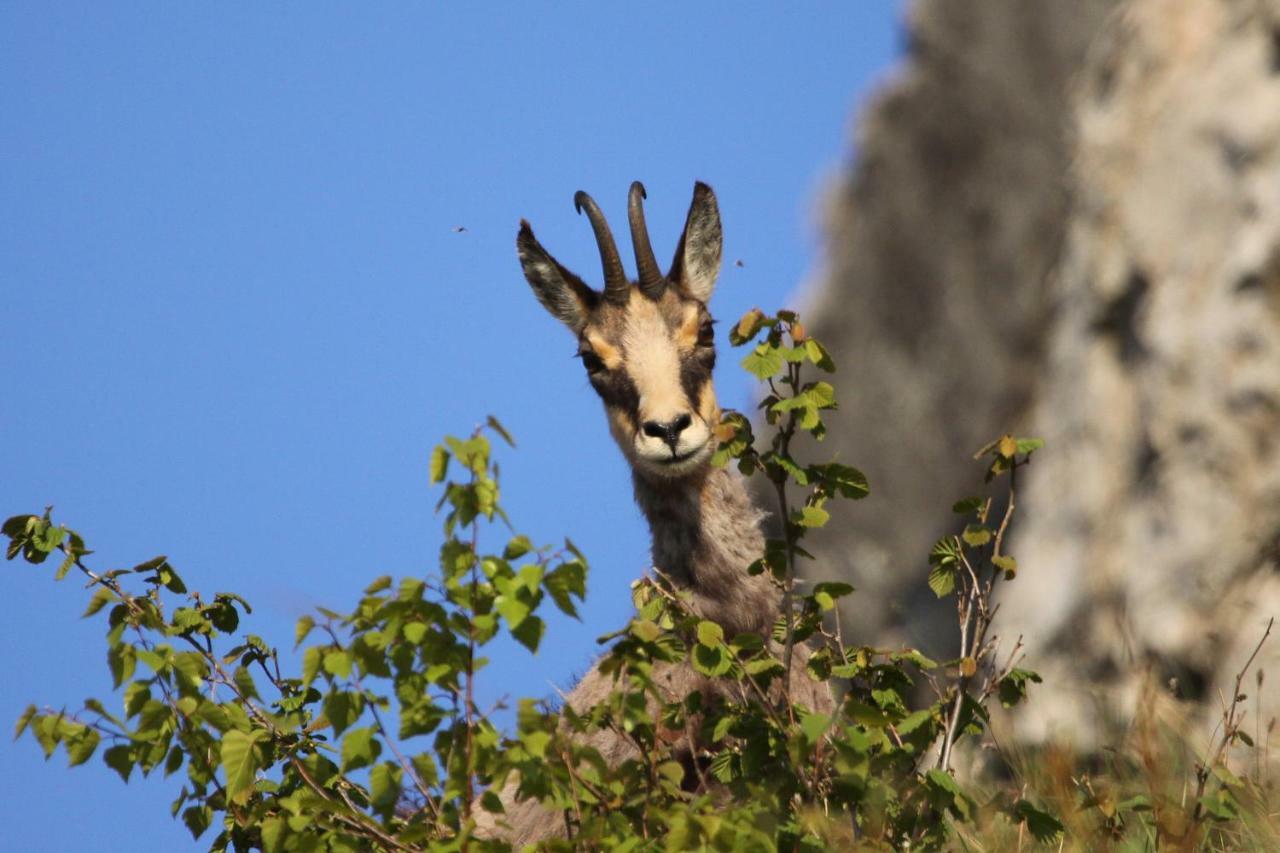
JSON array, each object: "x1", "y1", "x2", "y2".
[
  {"x1": 577, "y1": 286, "x2": 718, "y2": 477},
  {"x1": 517, "y1": 182, "x2": 723, "y2": 480}
]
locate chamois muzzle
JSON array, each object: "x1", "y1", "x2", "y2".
[{"x1": 641, "y1": 414, "x2": 693, "y2": 454}]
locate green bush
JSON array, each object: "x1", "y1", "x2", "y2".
[{"x1": 6, "y1": 309, "x2": 1274, "y2": 850}]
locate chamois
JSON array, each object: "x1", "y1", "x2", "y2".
[{"x1": 478, "y1": 182, "x2": 834, "y2": 842}]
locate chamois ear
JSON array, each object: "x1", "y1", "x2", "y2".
[
  {"x1": 668, "y1": 181, "x2": 722, "y2": 303},
  {"x1": 517, "y1": 220, "x2": 598, "y2": 332}
]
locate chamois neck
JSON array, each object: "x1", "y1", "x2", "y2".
[{"x1": 631, "y1": 465, "x2": 779, "y2": 636}]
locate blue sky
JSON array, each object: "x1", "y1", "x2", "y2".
[{"x1": 1, "y1": 4, "x2": 900, "y2": 849}]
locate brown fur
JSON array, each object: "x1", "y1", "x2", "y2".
[{"x1": 484, "y1": 184, "x2": 836, "y2": 843}]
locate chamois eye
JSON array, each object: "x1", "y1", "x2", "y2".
[
  {"x1": 580, "y1": 351, "x2": 606, "y2": 374},
  {"x1": 697, "y1": 319, "x2": 715, "y2": 347}
]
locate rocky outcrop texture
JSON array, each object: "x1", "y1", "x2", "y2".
[
  {"x1": 803, "y1": 0, "x2": 1117, "y2": 652},
  {"x1": 998, "y1": 0, "x2": 1280, "y2": 741},
  {"x1": 807, "y1": 0, "x2": 1280, "y2": 738}
]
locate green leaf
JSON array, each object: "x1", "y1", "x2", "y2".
[
  {"x1": 692, "y1": 643, "x2": 732, "y2": 676},
  {"x1": 322, "y1": 650, "x2": 352, "y2": 680},
  {"x1": 504, "y1": 535, "x2": 534, "y2": 560},
  {"x1": 711, "y1": 712, "x2": 736, "y2": 743},
  {"x1": 428, "y1": 446, "x2": 450, "y2": 484},
  {"x1": 771, "y1": 453, "x2": 809, "y2": 485},
  {"x1": 631, "y1": 619, "x2": 661, "y2": 642},
  {"x1": 402, "y1": 621, "x2": 428, "y2": 644},
  {"x1": 446, "y1": 434, "x2": 490, "y2": 474},
  {"x1": 485, "y1": 414, "x2": 516, "y2": 447},
  {"x1": 998, "y1": 668, "x2": 1043, "y2": 708},
  {"x1": 744, "y1": 657, "x2": 783, "y2": 677},
  {"x1": 806, "y1": 381, "x2": 836, "y2": 408},
  {"x1": 961, "y1": 524, "x2": 991, "y2": 547},
  {"x1": 823, "y1": 463, "x2": 869, "y2": 500},
  {"x1": 892, "y1": 649, "x2": 939, "y2": 670},
  {"x1": 65, "y1": 728, "x2": 100, "y2": 767},
  {"x1": 107, "y1": 643, "x2": 137, "y2": 688},
  {"x1": 221, "y1": 729, "x2": 264, "y2": 805},
  {"x1": 1011, "y1": 799, "x2": 1064, "y2": 842},
  {"x1": 294, "y1": 615, "x2": 315, "y2": 648},
  {"x1": 182, "y1": 805, "x2": 212, "y2": 840},
  {"x1": 1199, "y1": 791, "x2": 1239, "y2": 820},
  {"x1": 301, "y1": 646, "x2": 322, "y2": 685},
  {"x1": 369, "y1": 762, "x2": 403, "y2": 819},
  {"x1": 205, "y1": 597, "x2": 241, "y2": 633},
  {"x1": 102, "y1": 743, "x2": 133, "y2": 783},
  {"x1": 951, "y1": 496, "x2": 984, "y2": 514},
  {"x1": 844, "y1": 701, "x2": 889, "y2": 727},
  {"x1": 521, "y1": 729, "x2": 552, "y2": 759},
  {"x1": 1016, "y1": 437, "x2": 1045, "y2": 455},
  {"x1": 741, "y1": 344, "x2": 783, "y2": 379},
  {"x1": 794, "y1": 505, "x2": 830, "y2": 528},
  {"x1": 896, "y1": 709, "x2": 935, "y2": 736},
  {"x1": 510, "y1": 615, "x2": 545, "y2": 653},
  {"x1": 657, "y1": 760, "x2": 685, "y2": 790},
  {"x1": 1117, "y1": 794, "x2": 1153, "y2": 812},
  {"x1": 803, "y1": 339, "x2": 835, "y2": 371},
  {"x1": 123, "y1": 682, "x2": 151, "y2": 718},
  {"x1": 780, "y1": 343, "x2": 807, "y2": 363},
  {"x1": 324, "y1": 690, "x2": 360, "y2": 735},
  {"x1": 260, "y1": 817, "x2": 287, "y2": 853},
  {"x1": 364, "y1": 574, "x2": 392, "y2": 594},
  {"x1": 14, "y1": 704, "x2": 37, "y2": 740},
  {"x1": 160, "y1": 564, "x2": 186, "y2": 593},
  {"x1": 163, "y1": 745, "x2": 183, "y2": 777},
  {"x1": 992, "y1": 554, "x2": 1017, "y2": 579},
  {"x1": 925, "y1": 769, "x2": 973, "y2": 820},
  {"x1": 1, "y1": 514, "x2": 36, "y2": 540},
  {"x1": 54, "y1": 552, "x2": 77, "y2": 581},
  {"x1": 927, "y1": 564, "x2": 956, "y2": 598},
  {"x1": 340, "y1": 726, "x2": 381, "y2": 772},
  {"x1": 544, "y1": 560, "x2": 586, "y2": 618},
  {"x1": 800, "y1": 712, "x2": 830, "y2": 745},
  {"x1": 82, "y1": 587, "x2": 115, "y2": 618},
  {"x1": 930, "y1": 536, "x2": 959, "y2": 563},
  {"x1": 174, "y1": 653, "x2": 208, "y2": 689},
  {"x1": 494, "y1": 593, "x2": 532, "y2": 629},
  {"x1": 696, "y1": 621, "x2": 724, "y2": 647},
  {"x1": 28, "y1": 519, "x2": 66, "y2": 562},
  {"x1": 1213, "y1": 764, "x2": 1245, "y2": 788},
  {"x1": 812, "y1": 581, "x2": 854, "y2": 601}
]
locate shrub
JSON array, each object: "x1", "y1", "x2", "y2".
[{"x1": 6, "y1": 309, "x2": 1273, "y2": 850}]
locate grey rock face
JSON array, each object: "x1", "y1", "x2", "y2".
[
  {"x1": 800, "y1": 0, "x2": 1116, "y2": 652},
  {"x1": 808, "y1": 0, "x2": 1280, "y2": 740},
  {"x1": 998, "y1": 0, "x2": 1280, "y2": 741}
]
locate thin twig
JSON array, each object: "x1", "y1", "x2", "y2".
[{"x1": 1192, "y1": 617, "x2": 1274, "y2": 824}]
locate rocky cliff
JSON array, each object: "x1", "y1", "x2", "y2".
[
  {"x1": 807, "y1": 0, "x2": 1280, "y2": 739},
  {"x1": 804, "y1": 0, "x2": 1116, "y2": 651},
  {"x1": 999, "y1": 0, "x2": 1280, "y2": 741}
]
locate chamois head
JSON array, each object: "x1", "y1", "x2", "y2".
[{"x1": 517, "y1": 181, "x2": 724, "y2": 480}]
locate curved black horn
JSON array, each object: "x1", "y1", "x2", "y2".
[
  {"x1": 628, "y1": 181, "x2": 665, "y2": 298},
  {"x1": 573, "y1": 190, "x2": 628, "y2": 304}
]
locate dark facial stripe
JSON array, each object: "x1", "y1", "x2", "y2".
[
  {"x1": 679, "y1": 347, "x2": 715, "y2": 411},
  {"x1": 590, "y1": 367, "x2": 642, "y2": 430}
]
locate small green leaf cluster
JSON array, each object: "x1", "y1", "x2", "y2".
[
  {"x1": 702, "y1": 310, "x2": 1063, "y2": 847},
  {"x1": 5, "y1": 418, "x2": 596, "y2": 851}
]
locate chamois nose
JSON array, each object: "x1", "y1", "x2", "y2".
[{"x1": 642, "y1": 414, "x2": 693, "y2": 452}]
